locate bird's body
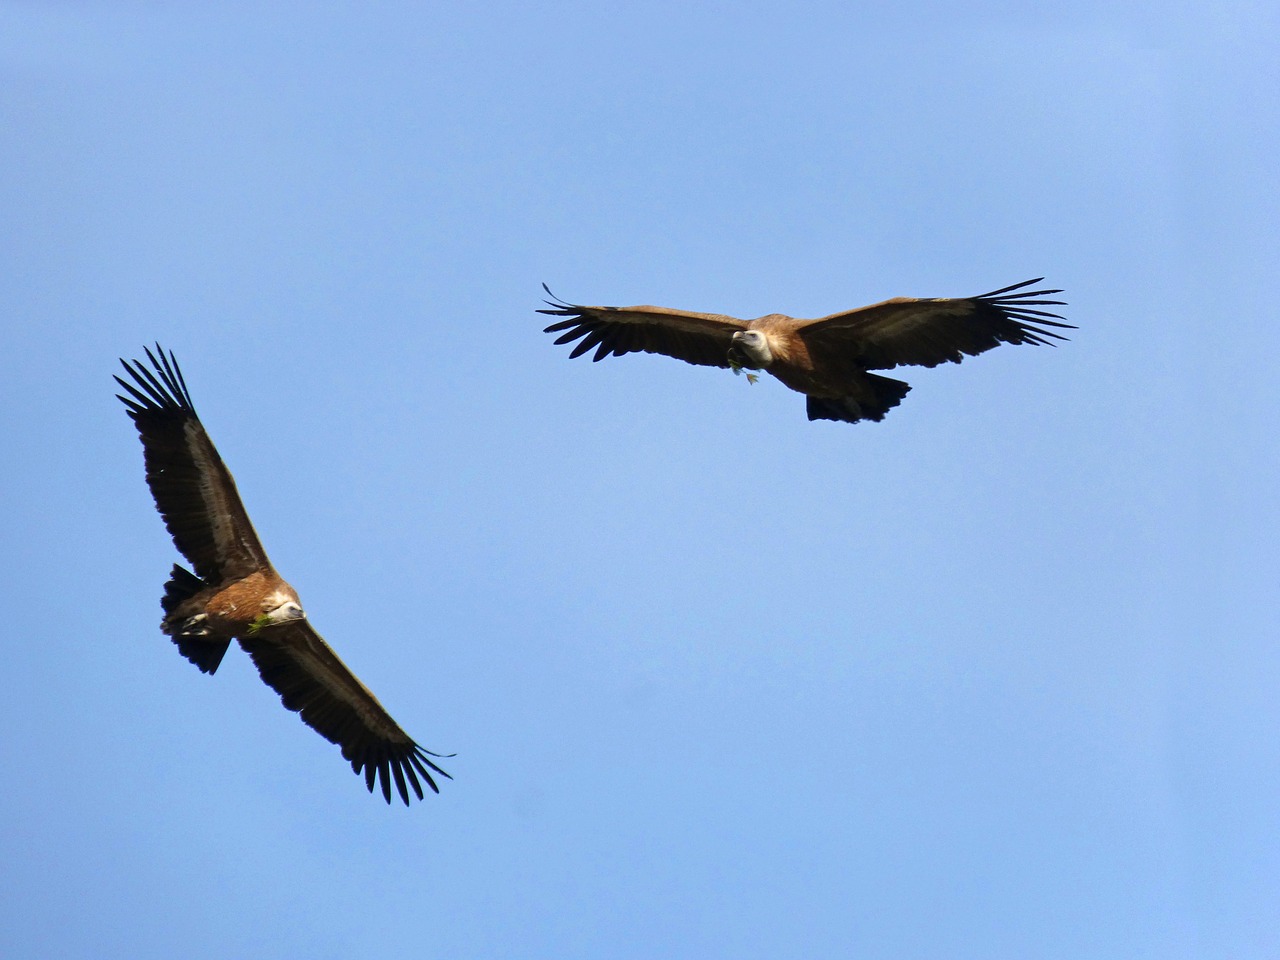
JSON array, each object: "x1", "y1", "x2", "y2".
[
  {"x1": 165, "y1": 567, "x2": 300, "y2": 643},
  {"x1": 541, "y1": 280, "x2": 1072, "y2": 423},
  {"x1": 116, "y1": 346, "x2": 449, "y2": 805},
  {"x1": 730, "y1": 314, "x2": 885, "y2": 395}
]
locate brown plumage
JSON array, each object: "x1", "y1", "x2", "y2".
[
  {"x1": 116, "y1": 346, "x2": 449, "y2": 805},
  {"x1": 540, "y1": 278, "x2": 1073, "y2": 424}
]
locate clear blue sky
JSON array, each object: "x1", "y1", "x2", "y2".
[{"x1": 2, "y1": 2, "x2": 1277, "y2": 957}]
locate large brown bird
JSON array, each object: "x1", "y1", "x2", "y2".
[
  {"x1": 116, "y1": 346, "x2": 449, "y2": 805},
  {"x1": 540, "y1": 278, "x2": 1072, "y2": 424}
]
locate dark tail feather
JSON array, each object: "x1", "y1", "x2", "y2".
[
  {"x1": 160, "y1": 564, "x2": 231, "y2": 675},
  {"x1": 807, "y1": 374, "x2": 911, "y2": 424},
  {"x1": 161, "y1": 563, "x2": 204, "y2": 615}
]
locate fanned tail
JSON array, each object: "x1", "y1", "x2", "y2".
[
  {"x1": 160, "y1": 563, "x2": 230, "y2": 675},
  {"x1": 807, "y1": 374, "x2": 911, "y2": 424}
]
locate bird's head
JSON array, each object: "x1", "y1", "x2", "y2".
[
  {"x1": 248, "y1": 590, "x2": 306, "y2": 634},
  {"x1": 728, "y1": 329, "x2": 772, "y2": 371}
]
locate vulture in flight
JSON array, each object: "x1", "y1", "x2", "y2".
[
  {"x1": 116, "y1": 346, "x2": 449, "y2": 805},
  {"x1": 540, "y1": 278, "x2": 1072, "y2": 424}
]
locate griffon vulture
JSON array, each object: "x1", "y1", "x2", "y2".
[
  {"x1": 116, "y1": 346, "x2": 449, "y2": 805},
  {"x1": 540, "y1": 278, "x2": 1072, "y2": 424}
]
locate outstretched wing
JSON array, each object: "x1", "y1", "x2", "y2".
[
  {"x1": 116, "y1": 345, "x2": 272, "y2": 584},
  {"x1": 241, "y1": 620, "x2": 451, "y2": 805},
  {"x1": 539, "y1": 286, "x2": 747, "y2": 368},
  {"x1": 795, "y1": 279, "x2": 1073, "y2": 371}
]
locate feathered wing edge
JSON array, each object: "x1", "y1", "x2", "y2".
[
  {"x1": 538, "y1": 284, "x2": 743, "y2": 368},
  {"x1": 115, "y1": 342, "x2": 197, "y2": 418},
  {"x1": 241, "y1": 622, "x2": 452, "y2": 806},
  {"x1": 797, "y1": 277, "x2": 1074, "y2": 371},
  {"x1": 968, "y1": 277, "x2": 1075, "y2": 346}
]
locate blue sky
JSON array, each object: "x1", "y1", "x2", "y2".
[{"x1": 1, "y1": 2, "x2": 1277, "y2": 957}]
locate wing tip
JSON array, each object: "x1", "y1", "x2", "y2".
[
  {"x1": 538, "y1": 283, "x2": 577, "y2": 315},
  {"x1": 972, "y1": 277, "x2": 1075, "y2": 342},
  {"x1": 115, "y1": 343, "x2": 198, "y2": 417},
  {"x1": 351, "y1": 741, "x2": 452, "y2": 806}
]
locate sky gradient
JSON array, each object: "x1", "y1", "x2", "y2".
[{"x1": 2, "y1": 3, "x2": 1277, "y2": 957}]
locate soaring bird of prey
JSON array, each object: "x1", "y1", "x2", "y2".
[
  {"x1": 540, "y1": 279, "x2": 1072, "y2": 424},
  {"x1": 116, "y1": 346, "x2": 450, "y2": 805}
]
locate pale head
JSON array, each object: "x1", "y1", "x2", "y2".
[
  {"x1": 261, "y1": 588, "x2": 305, "y2": 625},
  {"x1": 728, "y1": 329, "x2": 773, "y2": 369}
]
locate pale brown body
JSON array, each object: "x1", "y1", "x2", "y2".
[
  {"x1": 745, "y1": 313, "x2": 874, "y2": 402},
  {"x1": 168, "y1": 569, "x2": 301, "y2": 638}
]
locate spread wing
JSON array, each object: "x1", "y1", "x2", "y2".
[
  {"x1": 241, "y1": 620, "x2": 451, "y2": 805},
  {"x1": 116, "y1": 345, "x2": 271, "y2": 584},
  {"x1": 539, "y1": 285, "x2": 746, "y2": 368},
  {"x1": 795, "y1": 278, "x2": 1073, "y2": 371}
]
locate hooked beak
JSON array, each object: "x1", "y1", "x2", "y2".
[
  {"x1": 248, "y1": 603, "x2": 305, "y2": 636},
  {"x1": 277, "y1": 602, "x2": 305, "y2": 622}
]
